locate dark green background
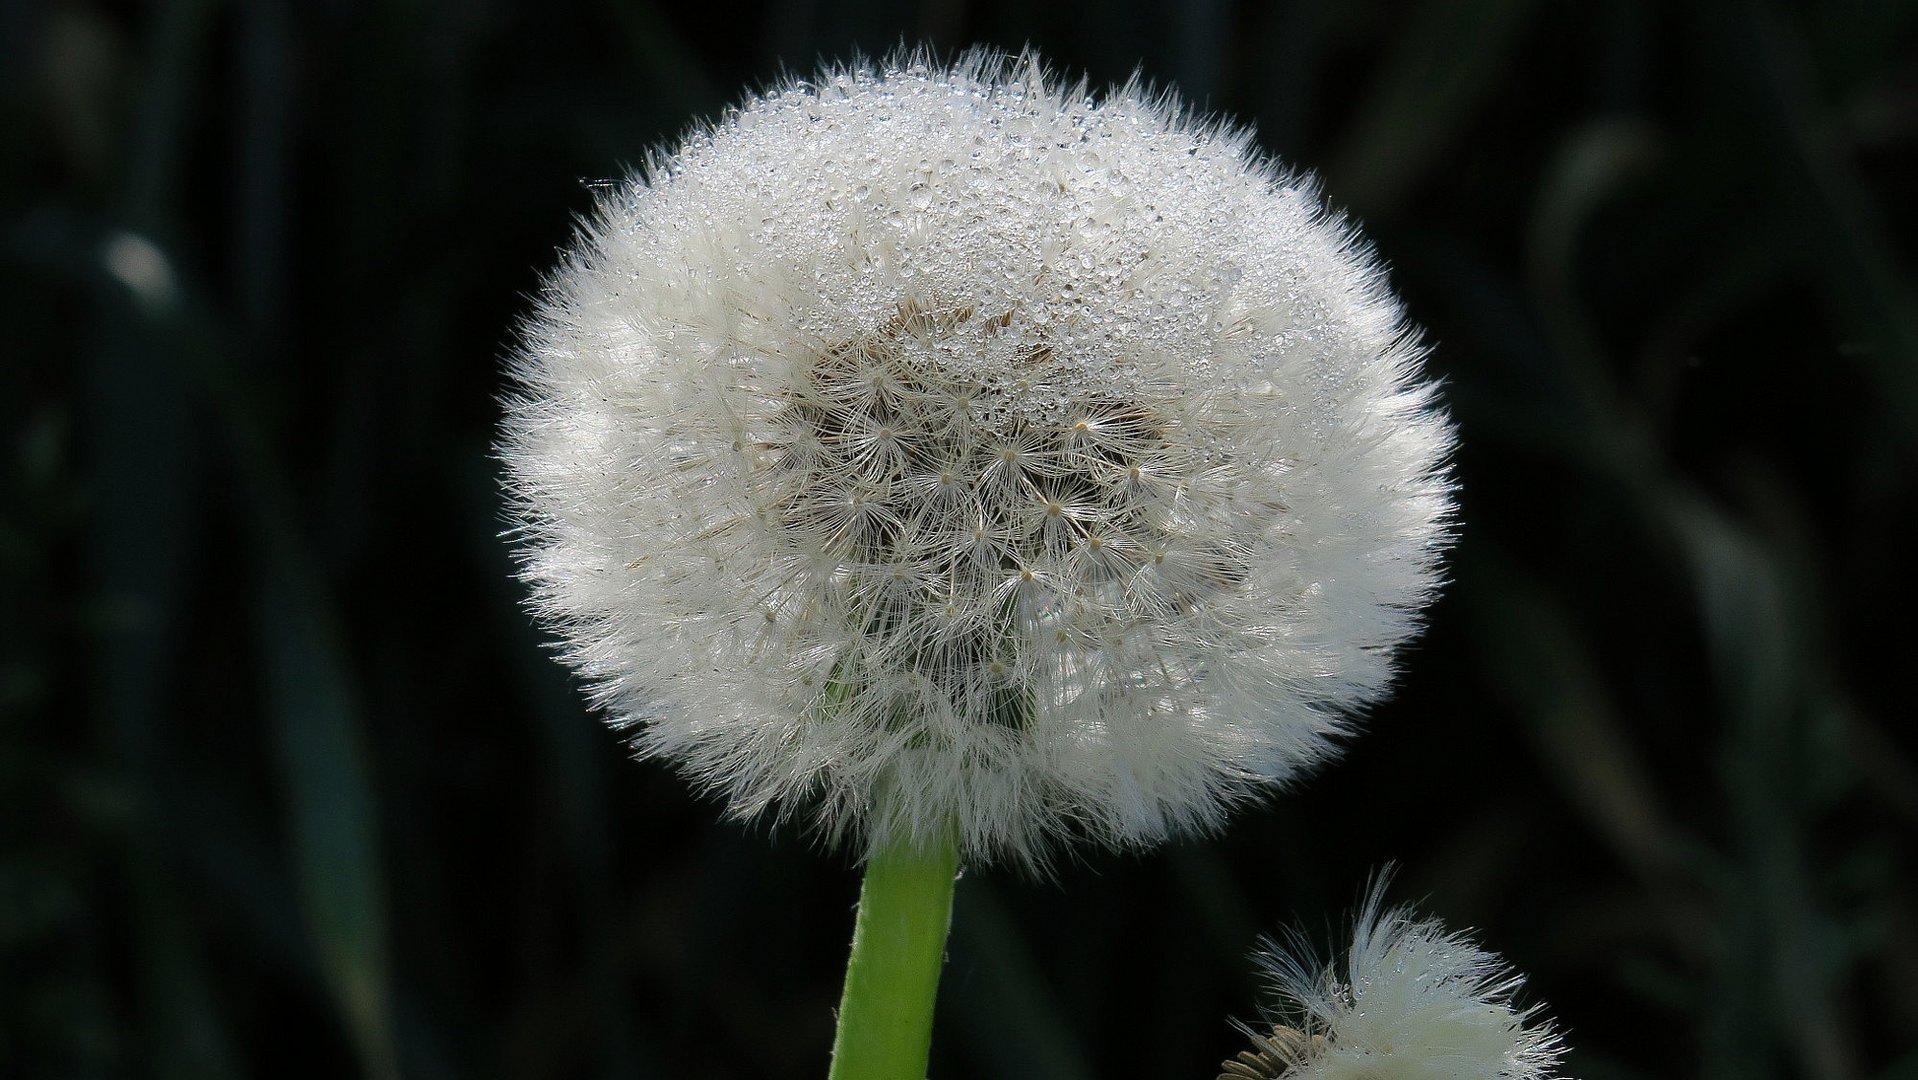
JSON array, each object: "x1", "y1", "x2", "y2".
[{"x1": 5, "y1": 1, "x2": 1916, "y2": 1077}]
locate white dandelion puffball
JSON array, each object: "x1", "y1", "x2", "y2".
[
  {"x1": 500, "y1": 50, "x2": 1454, "y2": 865},
  {"x1": 1226, "y1": 885, "x2": 1565, "y2": 1080}
]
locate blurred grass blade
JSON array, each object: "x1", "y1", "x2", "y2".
[
  {"x1": 1461, "y1": 552, "x2": 1692, "y2": 891},
  {"x1": 255, "y1": 531, "x2": 400, "y2": 1080},
  {"x1": 87, "y1": 257, "x2": 238, "y2": 1080},
  {"x1": 1740, "y1": 6, "x2": 1918, "y2": 438},
  {"x1": 1666, "y1": 496, "x2": 1862, "y2": 1080},
  {"x1": 73, "y1": 0, "x2": 242, "y2": 1071},
  {"x1": 947, "y1": 879, "x2": 1094, "y2": 1080},
  {"x1": 220, "y1": 0, "x2": 397, "y2": 1065},
  {"x1": 1525, "y1": 119, "x2": 1662, "y2": 420},
  {"x1": 1324, "y1": 0, "x2": 1532, "y2": 217}
]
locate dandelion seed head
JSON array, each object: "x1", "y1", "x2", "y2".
[
  {"x1": 500, "y1": 49, "x2": 1455, "y2": 867},
  {"x1": 1231, "y1": 878, "x2": 1566, "y2": 1080}
]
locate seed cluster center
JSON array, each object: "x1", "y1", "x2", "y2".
[{"x1": 744, "y1": 298, "x2": 1250, "y2": 715}]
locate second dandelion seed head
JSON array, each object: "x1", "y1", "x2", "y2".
[{"x1": 1226, "y1": 882, "x2": 1566, "y2": 1080}]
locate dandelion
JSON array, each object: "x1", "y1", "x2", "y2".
[
  {"x1": 1223, "y1": 878, "x2": 1566, "y2": 1080},
  {"x1": 499, "y1": 47, "x2": 1454, "y2": 1079},
  {"x1": 501, "y1": 49, "x2": 1452, "y2": 866}
]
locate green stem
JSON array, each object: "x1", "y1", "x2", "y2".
[{"x1": 828, "y1": 832, "x2": 961, "y2": 1080}]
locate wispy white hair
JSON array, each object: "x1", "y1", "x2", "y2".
[
  {"x1": 500, "y1": 48, "x2": 1455, "y2": 867},
  {"x1": 1234, "y1": 875, "x2": 1566, "y2": 1079}
]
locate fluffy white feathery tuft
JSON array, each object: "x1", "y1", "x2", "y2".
[
  {"x1": 499, "y1": 49, "x2": 1455, "y2": 866},
  {"x1": 1232, "y1": 879, "x2": 1566, "y2": 1080}
]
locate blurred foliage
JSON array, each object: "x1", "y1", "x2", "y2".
[{"x1": 4, "y1": 0, "x2": 1916, "y2": 1077}]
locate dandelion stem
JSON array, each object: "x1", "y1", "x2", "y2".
[{"x1": 828, "y1": 830, "x2": 960, "y2": 1080}]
